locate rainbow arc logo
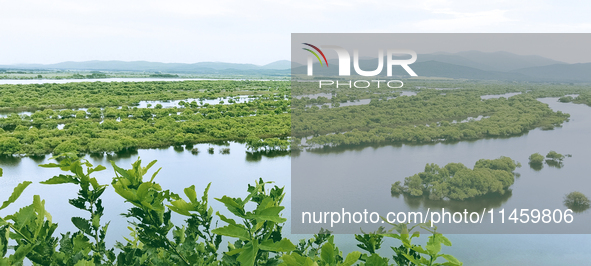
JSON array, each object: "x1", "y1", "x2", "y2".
[{"x1": 302, "y1": 43, "x2": 329, "y2": 67}]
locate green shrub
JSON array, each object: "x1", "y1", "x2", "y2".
[
  {"x1": 564, "y1": 191, "x2": 590, "y2": 212},
  {"x1": 528, "y1": 153, "x2": 545, "y2": 165},
  {"x1": 0, "y1": 154, "x2": 463, "y2": 265},
  {"x1": 546, "y1": 151, "x2": 565, "y2": 161}
]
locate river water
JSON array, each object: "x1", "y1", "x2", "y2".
[
  {"x1": 1, "y1": 92, "x2": 590, "y2": 264},
  {"x1": 291, "y1": 96, "x2": 591, "y2": 264},
  {"x1": 0, "y1": 78, "x2": 273, "y2": 85}
]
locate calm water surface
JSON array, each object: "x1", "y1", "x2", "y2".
[{"x1": 1, "y1": 97, "x2": 590, "y2": 265}]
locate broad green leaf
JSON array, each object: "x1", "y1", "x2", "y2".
[
  {"x1": 89, "y1": 177, "x2": 101, "y2": 190},
  {"x1": 73, "y1": 162, "x2": 86, "y2": 179},
  {"x1": 112, "y1": 182, "x2": 138, "y2": 203},
  {"x1": 411, "y1": 245, "x2": 428, "y2": 255},
  {"x1": 0, "y1": 181, "x2": 32, "y2": 210},
  {"x1": 0, "y1": 227, "x2": 8, "y2": 257},
  {"x1": 202, "y1": 183, "x2": 211, "y2": 203},
  {"x1": 216, "y1": 212, "x2": 238, "y2": 225},
  {"x1": 7, "y1": 205, "x2": 35, "y2": 233},
  {"x1": 74, "y1": 259, "x2": 95, "y2": 266},
  {"x1": 243, "y1": 181, "x2": 267, "y2": 204},
  {"x1": 320, "y1": 242, "x2": 335, "y2": 264},
  {"x1": 72, "y1": 217, "x2": 93, "y2": 236},
  {"x1": 246, "y1": 206, "x2": 286, "y2": 223},
  {"x1": 167, "y1": 199, "x2": 193, "y2": 216},
  {"x1": 9, "y1": 242, "x2": 34, "y2": 264},
  {"x1": 260, "y1": 238, "x2": 296, "y2": 252},
  {"x1": 339, "y1": 251, "x2": 361, "y2": 266},
  {"x1": 364, "y1": 254, "x2": 389, "y2": 266},
  {"x1": 280, "y1": 254, "x2": 299, "y2": 265},
  {"x1": 281, "y1": 253, "x2": 318, "y2": 266},
  {"x1": 88, "y1": 165, "x2": 106, "y2": 175},
  {"x1": 136, "y1": 182, "x2": 153, "y2": 201},
  {"x1": 215, "y1": 196, "x2": 245, "y2": 217},
  {"x1": 73, "y1": 233, "x2": 93, "y2": 253},
  {"x1": 403, "y1": 253, "x2": 423, "y2": 266},
  {"x1": 225, "y1": 247, "x2": 243, "y2": 256},
  {"x1": 439, "y1": 235, "x2": 452, "y2": 246},
  {"x1": 32, "y1": 195, "x2": 47, "y2": 238},
  {"x1": 381, "y1": 233, "x2": 402, "y2": 240},
  {"x1": 144, "y1": 159, "x2": 158, "y2": 173},
  {"x1": 110, "y1": 161, "x2": 134, "y2": 183},
  {"x1": 40, "y1": 174, "x2": 79, "y2": 185},
  {"x1": 256, "y1": 197, "x2": 274, "y2": 210},
  {"x1": 236, "y1": 240, "x2": 258, "y2": 266},
  {"x1": 92, "y1": 213, "x2": 100, "y2": 229},
  {"x1": 254, "y1": 221, "x2": 265, "y2": 231},
  {"x1": 184, "y1": 185, "x2": 198, "y2": 204},
  {"x1": 149, "y1": 167, "x2": 161, "y2": 183},
  {"x1": 426, "y1": 234, "x2": 443, "y2": 255},
  {"x1": 440, "y1": 254, "x2": 463, "y2": 266},
  {"x1": 211, "y1": 224, "x2": 250, "y2": 241}
]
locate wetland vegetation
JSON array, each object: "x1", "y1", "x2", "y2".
[{"x1": 2, "y1": 78, "x2": 591, "y2": 264}]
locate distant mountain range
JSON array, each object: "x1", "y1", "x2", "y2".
[
  {"x1": 2, "y1": 51, "x2": 591, "y2": 82},
  {"x1": 293, "y1": 50, "x2": 591, "y2": 83},
  {"x1": 0, "y1": 60, "x2": 292, "y2": 76}
]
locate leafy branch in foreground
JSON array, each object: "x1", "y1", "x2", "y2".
[
  {"x1": 0, "y1": 157, "x2": 463, "y2": 265},
  {"x1": 212, "y1": 178, "x2": 296, "y2": 266},
  {"x1": 40, "y1": 152, "x2": 115, "y2": 265},
  {"x1": 380, "y1": 222, "x2": 462, "y2": 266},
  {"x1": 0, "y1": 181, "x2": 57, "y2": 266},
  {"x1": 110, "y1": 158, "x2": 221, "y2": 265}
]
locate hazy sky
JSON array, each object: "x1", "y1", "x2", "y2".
[{"x1": 1, "y1": 0, "x2": 591, "y2": 65}]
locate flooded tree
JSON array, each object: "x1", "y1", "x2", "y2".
[
  {"x1": 394, "y1": 156, "x2": 519, "y2": 201},
  {"x1": 564, "y1": 191, "x2": 590, "y2": 213},
  {"x1": 546, "y1": 151, "x2": 565, "y2": 161}
]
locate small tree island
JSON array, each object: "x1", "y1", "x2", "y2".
[
  {"x1": 546, "y1": 151, "x2": 565, "y2": 162},
  {"x1": 529, "y1": 153, "x2": 545, "y2": 165},
  {"x1": 392, "y1": 156, "x2": 520, "y2": 201},
  {"x1": 564, "y1": 191, "x2": 590, "y2": 213}
]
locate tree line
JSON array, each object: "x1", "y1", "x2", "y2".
[{"x1": 295, "y1": 90, "x2": 569, "y2": 147}]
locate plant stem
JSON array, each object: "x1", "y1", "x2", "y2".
[
  {"x1": 165, "y1": 238, "x2": 190, "y2": 265},
  {"x1": 8, "y1": 224, "x2": 33, "y2": 244}
]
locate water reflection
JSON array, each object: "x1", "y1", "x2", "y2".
[
  {"x1": 545, "y1": 160, "x2": 564, "y2": 168},
  {"x1": 0, "y1": 155, "x2": 22, "y2": 166},
  {"x1": 565, "y1": 204, "x2": 590, "y2": 213},
  {"x1": 480, "y1": 92, "x2": 522, "y2": 100},
  {"x1": 0, "y1": 142, "x2": 291, "y2": 248},
  {"x1": 529, "y1": 162, "x2": 544, "y2": 171},
  {"x1": 173, "y1": 145, "x2": 185, "y2": 153},
  {"x1": 245, "y1": 150, "x2": 290, "y2": 162},
  {"x1": 293, "y1": 97, "x2": 591, "y2": 235},
  {"x1": 397, "y1": 191, "x2": 513, "y2": 213}
]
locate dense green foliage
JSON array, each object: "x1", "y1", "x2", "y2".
[
  {"x1": 392, "y1": 157, "x2": 520, "y2": 200},
  {"x1": 0, "y1": 80, "x2": 289, "y2": 111},
  {"x1": 528, "y1": 153, "x2": 545, "y2": 165},
  {"x1": 1, "y1": 80, "x2": 591, "y2": 155},
  {"x1": 528, "y1": 151, "x2": 571, "y2": 169},
  {"x1": 295, "y1": 90, "x2": 569, "y2": 147},
  {"x1": 564, "y1": 191, "x2": 591, "y2": 213},
  {"x1": 545, "y1": 151, "x2": 565, "y2": 161},
  {"x1": 0, "y1": 97, "x2": 290, "y2": 155},
  {"x1": 0, "y1": 155, "x2": 462, "y2": 265}
]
